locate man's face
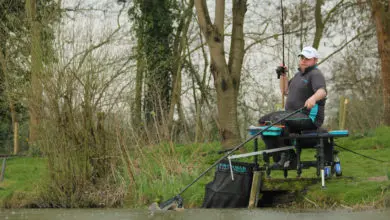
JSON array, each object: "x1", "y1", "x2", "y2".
[{"x1": 299, "y1": 56, "x2": 317, "y2": 71}]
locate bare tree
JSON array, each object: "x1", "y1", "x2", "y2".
[
  {"x1": 194, "y1": 0, "x2": 247, "y2": 148},
  {"x1": 371, "y1": 0, "x2": 390, "y2": 125},
  {"x1": 26, "y1": 0, "x2": 43, "y2": 145}
]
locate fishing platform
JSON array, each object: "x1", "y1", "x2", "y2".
[{"x1": 203, "y1": 126, "x2": 349, "y2": 208}]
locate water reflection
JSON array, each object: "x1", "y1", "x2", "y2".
[{"x1": 0, "y1": 208, "x2": 389, "y2": 220}]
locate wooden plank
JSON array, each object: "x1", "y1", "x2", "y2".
[{"x1": 248, "y1": 171, "x2": 262, "y2": 208}]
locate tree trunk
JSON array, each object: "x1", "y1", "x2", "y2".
[
  {"x1": 371, "y1": 0, "x2": 390, "y2": 125},
  {"x1": 187, "y1": 29, "x2": 214, "y2": 142},
  {"x1": 168, "y1": 0, "x2": 194, "y2": 129},
  {"x1": 133, "y1": 49, "x2": 144, "y2": 127},
  {"x1": 0, "y1": 45, "x2": 19, "y2": 154},
  {"x1": 26, "y1": 0, "x2": 43, "y2": 145},
  {"x1": 313, "y1": 0, "x2": 347, "y2": 49},
  {"x1": 195, "y1": 0, "x2": 246, "y2": 148},
  {"x1": 187, "y1": 44, "x2": 211, "y2": 142},
  {"x1": 9, "y1": 101, "x2": 19, "y2": 154},
  {"x1": 313, "y1": 0, "x2": 324, "y2": 49}
]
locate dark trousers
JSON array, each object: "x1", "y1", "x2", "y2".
[
  {"x1": 259, "y1": 111, "x2": 318, "y2": 162},
  {"x1": 258, "y1": 110, "x2": 317, "y2": 132}
]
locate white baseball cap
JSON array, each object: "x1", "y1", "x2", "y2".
[{"x1": 298, "y1": 46, "x2": 319, "y2": 59}]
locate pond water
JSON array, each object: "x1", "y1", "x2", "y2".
[{"x1": 0, "y1": 208, "x2": 389, "y2": 220}]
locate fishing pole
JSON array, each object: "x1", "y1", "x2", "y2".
[
  {"x1": 157, "y1": 107, "x2": 305, "y2": 210},
  {"x1": 275, "y1": 0, "x2": 287, "y2": 109},
  {"x1": 280, "y1": 0, "x2": 286, "y2": 109}
]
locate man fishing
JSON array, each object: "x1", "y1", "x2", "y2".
[{"x1": 259, "y1": 46, "x2": 327, "y2": 169}]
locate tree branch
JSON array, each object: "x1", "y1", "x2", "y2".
[
  {"x1": 215, "y1": 0, "x2": 225, "y2": 42},
  {"x1": 62, "y1": 3, "x2": 127, "y2": 86},
  {"x1": 318, "y1": 27, "x2": 374, "y2": 65},
  {"x1": 194, "y1": 0, "x2": 213, "y2": 38},
  {"x1": 323, "y1": 0, "x2": 349, "y2": 25}
]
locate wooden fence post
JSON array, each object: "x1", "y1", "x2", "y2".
[
  {"x1": 340, "y1": 98, "x2": 349, "y2": 130},
  {"x1": 13, "y1": 122, "x2": 19, "y2": 155},
  {"x1": 339, "y1": 96, "x2": 345, "y2": 130}
]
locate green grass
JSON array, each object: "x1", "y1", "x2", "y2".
[
  {"x1": 0, "y1": 157, "x2": 47, "y2": 207},
  {"x1": 282, "y1": 127, "x2": 390, "y2": 208},
  {"x1": 1, "y1": 126, "x2": 390, "y2": 209},
  {"x1": 126, "y1": 134, "x2": 390, "y2": 209},
  {"x1": 336, "y1": 126, "x2": 390, "y2": 150},
  {"x1": 302, "y1": 152, "x2": 390, "y2": 207},
  {"x1": 124, "y1": 142, "x2": 221, "y2": 208}
]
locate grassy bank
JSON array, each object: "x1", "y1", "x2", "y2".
[
  {"x1": 126, "y1": 126, "x2": 390, "y2": 209},
  {"x1": 1, "y1": 126, "x2": 390, "y2": 209},
  {"x1": 0, "y1": 157, "x2": 47, "y2": 208},
  {"x1": 291, "y1": 147, "x2": 390, "y2": 209},
  {"x1": 300, "y1": 126, "x2": 390, "y2": 209}
]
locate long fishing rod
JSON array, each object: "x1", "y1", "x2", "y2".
[
  {"x1": 157, "y1": 107, "x2": 305, "y2": 210},
  {"x1": 280, "y1": 0, "x2": 285, "y2": 67},
  {"x1": 335, "y1": 143, "x2": 390, "y2": 163},
  {"x1": 280, "y1": 0, "x2": 286, "y2": 109}
]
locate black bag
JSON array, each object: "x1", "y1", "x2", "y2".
[{"x1": 201, "y1": 160, "x2": 256, "y2": 208}]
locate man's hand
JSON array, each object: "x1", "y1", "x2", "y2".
[
  {"x1": 304, "y1": 96, "x2": 317, "y2": 109},
  {"x1": 305, "y1": 88, "x2": 327, "y2": 109},
  {"x1": 276, "y1": 65, "x2": 288, "y2": 79}
]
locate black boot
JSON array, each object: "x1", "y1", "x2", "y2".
[
  {"x1": 283, "y1": 150, "x2": 297, "y2": 169},
  {"x1": 271, "y1": 151, "x2": 287, "y2": 169}
]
